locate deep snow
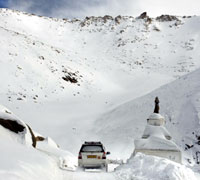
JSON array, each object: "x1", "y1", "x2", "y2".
[
  {"x1": 0, "y1": 8, "x2": 200, "y2": 179},
  {"x1": 116, "y1": 153, "x2": 197, "y2": 180}
]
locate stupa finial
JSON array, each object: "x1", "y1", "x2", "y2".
[{"x1": 154, "y1": 97, "x2": 160, "y2": 113}]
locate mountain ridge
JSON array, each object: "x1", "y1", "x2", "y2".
[{"x1": 0, "y1": 8, "x2": 200, "y2": 164}]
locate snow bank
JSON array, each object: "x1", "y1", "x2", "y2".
[
  {"x1": 0, "y1": 105, "x2": 77, "y2": 178},
  {"x1": 0, "y1": 105, "x2": 32, "y2": 146},
  {"x1": 36, "y1": 137, "x2": 77, "y2": 171},
  {"x1": 0, "y1": 104, "x2": 26, "y2": 129},
  {"x1": 0, "y1": 138, "x2": 63, "y2": 180},
  {"x1": 116, "y1": 153, "x2": 197, "y2": 180}
]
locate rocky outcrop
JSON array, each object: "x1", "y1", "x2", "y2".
[
  {"x1": 62, "y1": 68, "x2": 82, "y2": 84},
  {"x1": 156, "y1": 15, "x2": 180, "y2": 22},
  {"x1": 138, "y1": 12, "x2": 148, "y2": 19},
  {"x1": 103, "y1": 15, "x2": 113, "y2": 23},
  {"x1": 137, "y1": 12, "x2": 152, "y2": 24},
  {"x1": 26, "y1": 124, "x2": 37, "y2": 147},
  {"x1": 80, "y1": 15, "x2": 114, "y2": 27},
  {"x1": 115, "y1": 15, "x2": 122, "y2": 24},
  {"x1": 27, "y1": 124, "x2": 46, "y2": 148},
  {"x1": 78, "y1": 13, "x2": 182, "y2": 28},
  {"x1": 0, "y1": 118, "x2": 25, "y2": 133},
  {"x1": 0, "y1": 108, "x2": 45, "y2": 148},
  {"x1": 62, "y1": 76, "x2": 78, "y2": 83}
]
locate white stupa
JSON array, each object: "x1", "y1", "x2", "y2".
[{"x1": 134, "y1": 97, "x2": 182, "y2": 163}]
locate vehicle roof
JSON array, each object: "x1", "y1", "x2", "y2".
[{"x1": 83, "y1": 141, "x2": 103, "y2": 145}]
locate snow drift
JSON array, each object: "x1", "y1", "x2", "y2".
[
  {"x1": 0, "y1": 104, "x2": 77, "y2": 179},
  {"x1": 116, "y1": 153, "x2": 197, "y2": 180}
]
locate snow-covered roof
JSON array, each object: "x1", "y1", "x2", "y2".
[
  {"x1": 135, "y1": 136, "x2": 180, "y2": 151},
  {"x1": 142, "y1": 124, "x2": 171, "y2": 140},
  {"x1": 148, "y1": 113, "x2": 164, "y2": 120}
]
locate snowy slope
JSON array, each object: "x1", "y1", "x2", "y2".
[
  {"x1": 1, "y1": 8, "x2": 200, "y2": 179},
  {"x1": 0, "y1": 9, "x2": 200, "y2": 106},
  {"x1": 0, "y1": 140, "x2": 63, "y2": 180},
  {"x1": 0, "y1": 104, "x2": 77, "y2": 180},
  {"x1": 94, "y1": 67, "x2": 200, "y2": 164},
  {"x1": 0, "y1": 9, "x2": 200, "y2": 153}
]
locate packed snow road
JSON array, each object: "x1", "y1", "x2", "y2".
[{"x1": 62, "y1": 171, "x2": 116, "y2": 180}]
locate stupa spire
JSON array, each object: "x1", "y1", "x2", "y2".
[{"x1": 154, "y1": 97, "x2": 160, "y2": 114}]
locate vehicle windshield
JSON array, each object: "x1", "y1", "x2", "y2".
[{"x1": 81, "y1": 145, "x2": 104, "y2": 152}]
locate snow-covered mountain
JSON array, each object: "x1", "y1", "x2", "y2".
[
  {"x1": 1, "y1": 9, "x2": 200, "y2": 105},
  {"x1": 94, "y1": 67, "x2": 200, "y2": 163},
  {"x1": 0, "y1": 8, "x2": 200, "y2": 179}
]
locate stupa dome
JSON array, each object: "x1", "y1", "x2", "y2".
[{"x1": 147, "y1": 113, "x2": 165, "y2": 126}]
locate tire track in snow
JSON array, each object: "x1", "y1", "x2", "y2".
[{"x1": 63, "y1": 171, "x2": 116, "y2": 180}]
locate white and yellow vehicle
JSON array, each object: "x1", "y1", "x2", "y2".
[{"x1": 78, "y1": 142, "x2": 110, "y2": 171}]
